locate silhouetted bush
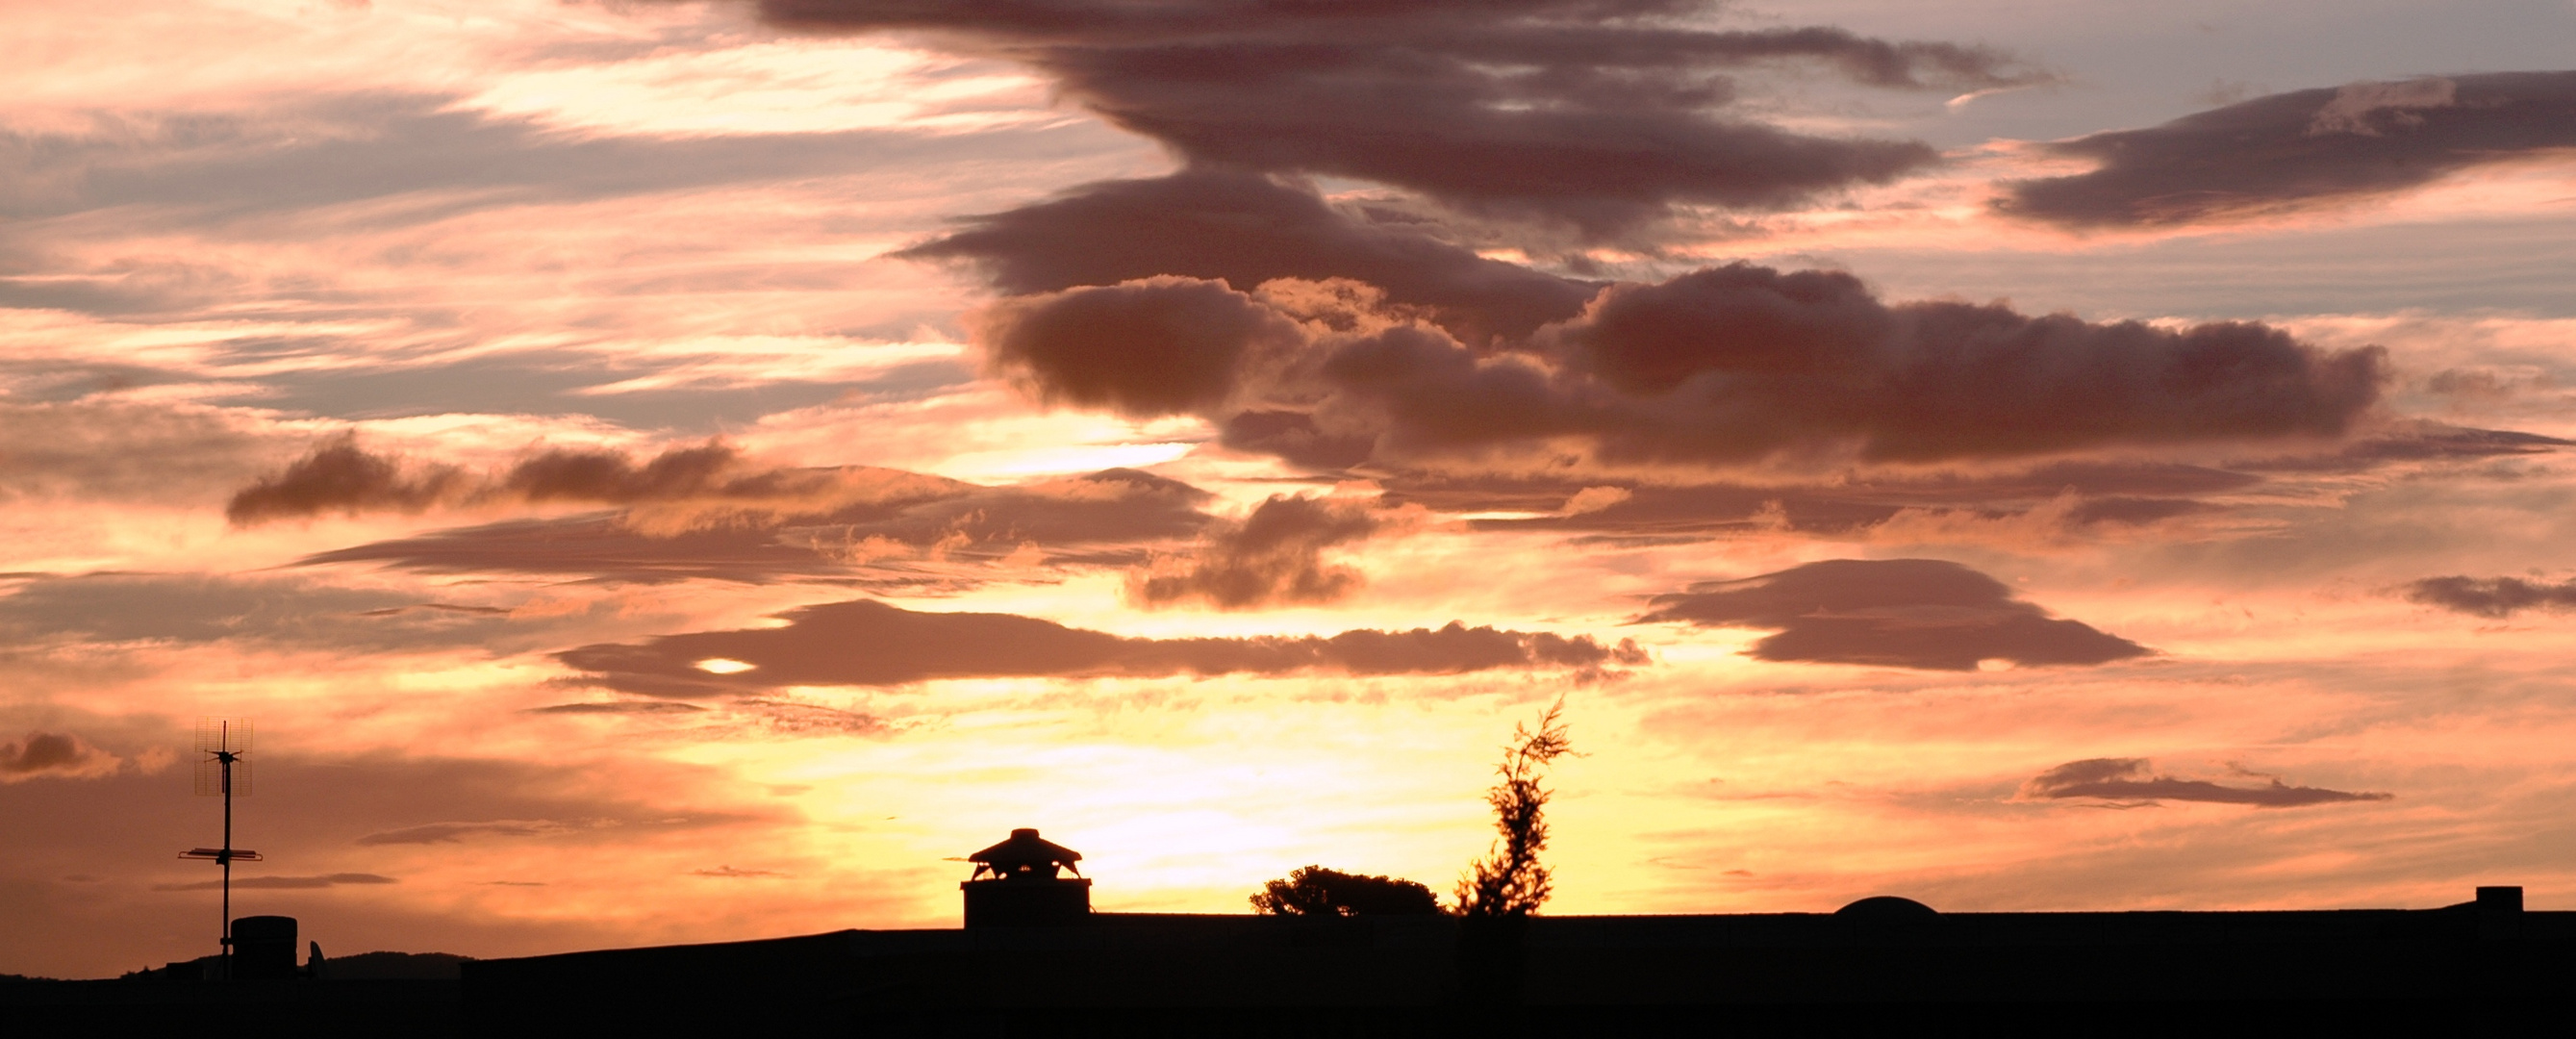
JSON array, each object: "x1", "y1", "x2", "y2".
[
  {"x1": 1455, "y1": 699, "x2": 1572, "y2": 919},
  {"x1": 1250, "y1": 866, "x2": 1442, "y2": 916}
]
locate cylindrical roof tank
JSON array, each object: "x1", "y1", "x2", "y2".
[{"x1": 231, "y1": 916, "x2": 298, "y2": 980}]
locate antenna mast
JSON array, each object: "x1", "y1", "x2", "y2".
[{"x1": 180, "y1": 718, "x2": 260, "y2": 979}]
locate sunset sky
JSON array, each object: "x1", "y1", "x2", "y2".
[{"x1": 10, "y1": 0, "x2": 2576, "y2": 980}]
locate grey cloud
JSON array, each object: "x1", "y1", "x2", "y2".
[
  {"x1": 0, "y1": 398, "x2": 286, "y2": 507},
  {"x1": 0, "y1": 91, "x2": 1101, "y2": 231},
  {"x1": 1635, "y1": 558, "x2": 2148, "y2": 671},
  {"x1": 226, "y1": 433, "x2": 468, "y2": 524},
  {"x1": 2021, "y1": 758, "x2": 2391, "y2": 808},
  {"x1": 0, "y1": 732, "x2": 118, "y2": 782},
  {"x1": 901, "y1": 169, "x2": 1601, "y2": 346},
  {"x1": 974, "y1": 265, "x2": 2387, "y2": 471},
  {"x1": 762, "y1": 0, "x2": 2039, "y2": 238},
  {"x1": 1129, "y1": 494, "x2": 1382, "y2": 609},
  {"x1": 2000, "y1": 71, "x2": 2576, "y2": 229},
  {"x1": 1380, "y1": 461, "x2": 2263, "y2": 539},
  {"x1": 298, "y1": 466, "x2": 1214, "y2": 585},
  {"x1": 229, "y1": 437, "x2": 959, "y2": 526},
  {"x1": 2405, "y1": 575, "x2": 2576, "y2": 619},
  {"x1": 524, "y1": 701, "x2": 707, "y2": 715},
  {"x1": 553, "y1": 597, "x2": 1645, "y2": 696},
  {"x1": 301, "y1": 515, "x2": 864, "y2": 586},
  {"x1": 973, "y1": 275, "x2": 1307, "y2": 417},
  {"x1": 0, "y1": 573, "x2": 534, "y2": 653},
  {"x1": 152, "y1": 873, "x2": 398, "y2": 892},
  {"x1": 693, "y1": 866, "x2": 787, "y2": 878},
  {"x1": 355, "y1": 821, "x2": 575, "y2": 846}
]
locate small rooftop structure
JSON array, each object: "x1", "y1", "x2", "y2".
[
  {"x1": 968, "y1": 828, "x2": 1083, "y2": 881},
  {"x1": 961, "y1": 827, "x2": 1091, "y2": 927}
]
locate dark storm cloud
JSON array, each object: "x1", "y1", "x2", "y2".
[
  {"x1": 1128, "y1": 494, "x2": 1381, "y2": 609},
  {"x1": 974, "y1": 265, "x2": 2386, "y2": 470},
  {"x1": 2405, "y1": 575, "x2": 2576, "y2": 619},
  {"x1": 297, "y1": 465, "x2": 1215, "y2": 584},
  {"x1": 554, "y1": 597, "x2": 1644, "y2": 696},
  {"x1": 900, "y1": 170, "x2": 1600, "y2": 345},
  {"x1": 2022, "y1": 758, "x2": 2390, "y2": 808},
  {"x1": 0, "y1": 732, "x2": 118, "y2": 781},
  {"x1": 1634, "y1": 558, "x2": 2148, "y2": 671},
  {"x1": 2000, "y1": 71, "x2": 2576, "y2": 229},
  {"x1": 763, "y1": 0, "x2": 2039, "y2": 237},
  {"x1": 152, "y1": 873, "x2": 397, "y2": 892}
]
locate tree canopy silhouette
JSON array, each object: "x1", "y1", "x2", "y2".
[
  {"x1": 1250, "y1": 865, "x2": 1442, "y2": 917},
  {"x1": 1455, "y1": 700, "x2": 1573, "y2": 919}
]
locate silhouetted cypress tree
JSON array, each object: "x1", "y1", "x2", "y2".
[
  {"x1": 1455, "y1": 699, "x2": 1572, "y2": 920},
  {"x1": 1452, "y1": 699, "x2": 1572, "y2": 1010}
]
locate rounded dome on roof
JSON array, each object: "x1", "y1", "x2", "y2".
[{"x1": 1834, "y1": 896, "x2": 1937, "y2": 919}]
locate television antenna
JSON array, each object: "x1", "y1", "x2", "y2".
[{"x1": 178, "y1": 717, "x2": 260, "y2": 980}]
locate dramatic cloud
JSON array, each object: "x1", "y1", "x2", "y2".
[
  {"x1": 2405, "y1": 575, "x2": 2576, "y2": 619},
  {"x1": 764, "y1": 0, "x2": 2040, "y2": 236},
  {"x1": 0, "y1": 732, "x2": 120, "y2": 782},
  {"x1": 2000, "y1": 71, "x2": 2576, "y2": 229},
  {"x1": 2021, "y1": 759, "x2": 2391, "y2": 808},
  {"x1": 152, "y1": 873, "x2": 398, "y2": 892},
  {"x1": 296, "y1": 466, "x2": 1214, "y2": 584},
  {"x1": 973, "y1": 275, "x2": 1307, "y2": 417},
  {"x1": 1128, "y1": 494, "x2": 1383, "y2": 609},
  {"x1": 555, "y1": 597, "x2": 1645, "y2": 696},
  {"x1": 902, "y1": 170, "x2": 1600, "y2": 346},
  {"x1": 1634, "y1": 558, "x2": 2148, "y2": 671},
  {"x1": 975, "y1": 265, "x2": 2386, "y2": 472}
]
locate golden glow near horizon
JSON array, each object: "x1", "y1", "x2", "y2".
[{"x1": 8, "y1": 0, "x2": 2576, "y2": 982}]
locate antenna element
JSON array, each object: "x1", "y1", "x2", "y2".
[{"x1": 180, "y1": 717, "x2": 258, "y2": 979}]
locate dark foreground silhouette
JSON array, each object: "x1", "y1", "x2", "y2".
[{"x1": 10, "y1": 886, "x2": 2567, "y2": 1037}]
